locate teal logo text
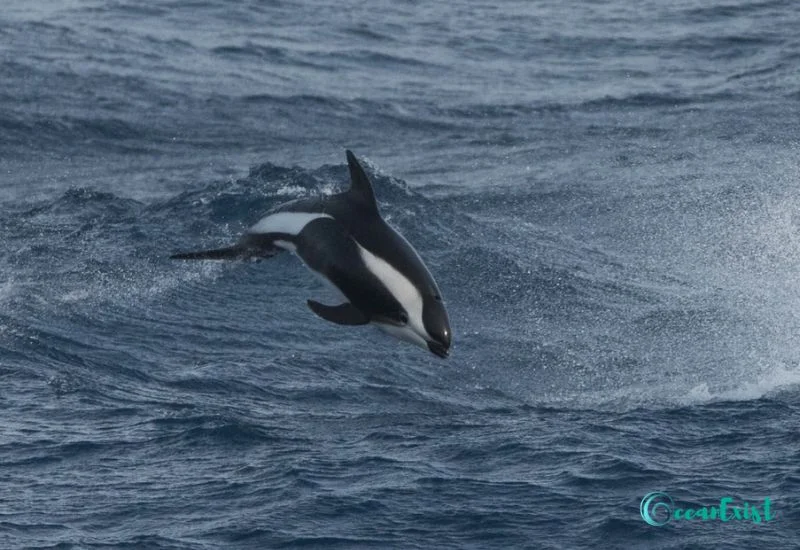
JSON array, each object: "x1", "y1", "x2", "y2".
[{"x1": 640, "y1": 492, "x2": 775, "y2": 526}]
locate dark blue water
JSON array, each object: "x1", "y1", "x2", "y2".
[{"x1": 2, "y1": 1, "x2": 799, "y2": 548}]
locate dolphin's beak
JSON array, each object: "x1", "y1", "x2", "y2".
[
  {"x1": 425, "y1": 312, "x2": 451, "y2": 359},
  {"x1": 427, "y1": 341, "x2": 449, "y2": 359}
]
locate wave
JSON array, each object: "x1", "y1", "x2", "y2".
[
  {"x1": 581, "y1": 91, "x2": 737, "y2": 110},
  {"x1": 4, "y1": 154, "x2": 800, "y2": 415},
  {"x1": 683, "y1": 0, "x2": 792, "y2": 21}
]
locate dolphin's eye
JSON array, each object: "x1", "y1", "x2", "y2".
[
  {"x1": 399, "y1": 311, "x2": 408, "y2": 324},
  {"x1": 434, "y1": 295, "x2": 442, "y2": 302}
]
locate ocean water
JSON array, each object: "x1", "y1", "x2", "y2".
[{"x1": 2, "y1": 0, "x2": 799, "y2": 548}]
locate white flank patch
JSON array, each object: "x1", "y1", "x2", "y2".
[
  {"x1": 356, "y1": 244, "x2": 428, "y2": 346},
  {"x1": 249, "y1": 212, "x2": 332, "y2": 235}
]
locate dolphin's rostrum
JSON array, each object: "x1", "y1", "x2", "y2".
[{"x1": 171, "y1": 151, "x2": 452, "y2": 358}]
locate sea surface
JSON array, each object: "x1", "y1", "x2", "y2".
[{"x1": 2, "y1": 1, "x2": 799, "y2": 548}]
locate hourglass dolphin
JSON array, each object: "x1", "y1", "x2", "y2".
[{"x1": 170, "y1": 151, "x2": 452, "y2": 358}]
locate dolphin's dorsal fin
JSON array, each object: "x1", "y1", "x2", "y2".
[{"x1": 346, "y1": 150, "x2": 379, "y2": 215}]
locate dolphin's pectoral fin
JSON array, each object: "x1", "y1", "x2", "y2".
[{"x1": 307, "y1": 300, "x2": 370, "y2": 326}]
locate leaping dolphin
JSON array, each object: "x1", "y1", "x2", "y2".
[{"x1": 171, "y1": 150, "x2": 452, "y2": 358}]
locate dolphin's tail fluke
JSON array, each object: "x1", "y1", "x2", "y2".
[
  {"x1": 170, "y1": 246, "x2": 248, "y2": 260},
  {"x1": 170, "y1": 245, "x2": 270, "y2": 261}
]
